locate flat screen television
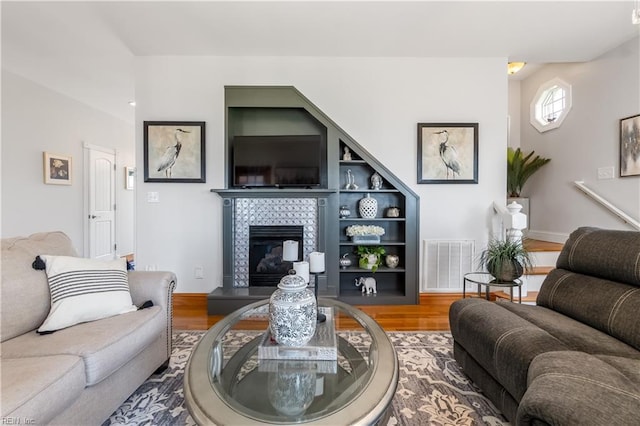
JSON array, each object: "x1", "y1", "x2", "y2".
[{"x1": 232, "y1": 135, "x2": 326, "y2": 188}]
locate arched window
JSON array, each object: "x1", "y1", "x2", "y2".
[{"x1": 530, "y1": 78, "x2": 572, "y2": 132}]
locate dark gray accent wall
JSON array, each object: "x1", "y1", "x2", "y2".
[{"x1": 208, "y1": 86, "x2": 419, "y2": 314}]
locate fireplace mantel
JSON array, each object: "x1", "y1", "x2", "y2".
[{"x1": 211, "y1": 188, "x2": 336, "y2": 198}]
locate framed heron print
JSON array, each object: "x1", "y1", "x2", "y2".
[
  {"x1": 417, "y1": 122, "x2": 478, "y2": 184},
  {"x1": 143, "y1": 121, "x2": 206, "y2": 183},
  {"x1": 620, "y1": 114, "x2": 640, "y2": 177}
]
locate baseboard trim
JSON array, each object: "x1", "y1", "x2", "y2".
[{"x1": 527, "y1": 230, "x2": 569, "y2": 244}]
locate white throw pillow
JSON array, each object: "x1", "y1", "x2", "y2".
[{"x1": 37, "y1": 255, "x2": 137, "y2": 333}]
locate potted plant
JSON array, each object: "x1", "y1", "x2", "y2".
[
  {"x1": 357, "y1": 245, "x2": 386, "y2": 272},
  {"x1": 478, "y1": 238, "x2": 533, "y2": 282},
  {"x1": 507, "y1": 147, "x2": 550, "y2": 198}
]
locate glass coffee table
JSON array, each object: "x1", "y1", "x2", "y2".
[
  {"x1": 463, "y1": 272, "x2": 523, "y2": 303},
  {"x1": 184, "y1": 298, "x2": 398, "y2": 425}
]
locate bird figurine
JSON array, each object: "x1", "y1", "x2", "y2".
[
  {"x1": 435, "y1": 130, "x2": 461, "y2": 179},
  {"x1": 157, "y1": 128, "x2": 189, "y2": 178}
]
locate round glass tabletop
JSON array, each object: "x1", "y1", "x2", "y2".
[{"x1": 184, "y1": 298, "x2": 398, "y2": 425}]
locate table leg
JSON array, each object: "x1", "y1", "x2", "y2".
[
  {"x1": 519, "y1": 285, "x2": 522, "y2": 304},
  {"x1": 463, "y1": 278, "x2": 467, "y2": 299},
  {"x1": 485, "y1": 285, "x2": 490, "y2": 300},
  {"x1": 510, "y1": 287, "x2": 513, "y2": 302}
]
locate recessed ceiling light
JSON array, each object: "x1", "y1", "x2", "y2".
[{"x1": 128, "y1": 100, "x2": 136, "y2": 107}]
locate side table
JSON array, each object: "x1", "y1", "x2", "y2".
[{"x1": 463, "y1": 272, "x2": 522, "y2": 303}]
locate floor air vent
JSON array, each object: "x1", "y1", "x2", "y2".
[{"x1": 423, "y1": 240, "x2": 475, "y2": 291}]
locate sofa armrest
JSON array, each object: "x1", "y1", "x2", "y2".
[
  {"x1": 517, "y1": 351, "x2": 640, "y2": 425},
  {"x1": 128, "y1": 271, "x2": 177, "y2": 309},
  {"x1": 127, "y1": 271, "x2": 177, "y2": 361}
]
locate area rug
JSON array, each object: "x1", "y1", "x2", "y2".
[{"x1": 104, "y1": 331, "x2": 508, "y2": 425}]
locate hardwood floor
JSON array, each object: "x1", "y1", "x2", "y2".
[{"x1": 172, "y1": 293, "x2": 459, "y2": 332}]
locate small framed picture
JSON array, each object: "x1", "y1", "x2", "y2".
[
  {"x1": 417, "y1": 123, "x2": 478, "y2": 184},
  {"x1": 43, "y1": 152, "x2": 72, "y2": 185},
  {"x1": 125, "y1": 166, "x2": 135, "y2": 190},
  {"x1": 144, "y1": 121, "x2": 206, "y2": 183},
  {"x1": 620, "y1": 114, "x2": 640, "y2": 177}
]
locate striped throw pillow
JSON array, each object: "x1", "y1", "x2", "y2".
[{"x1": 37, "y1": 255, "x2": 137, "y2": 333}]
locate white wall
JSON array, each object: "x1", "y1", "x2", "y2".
[
  {"x1": 1, "y1": 70, "x2": 136, "y2": 255},
  {"x1": 520, "y1": 36, "x2": 640, "y2": 241},
  {"x1": 135, "y1": 56, "x2": 508, "y2": 293},
  {"x1": 508, "y1": 79, "x2": 521, "y2": 148}
]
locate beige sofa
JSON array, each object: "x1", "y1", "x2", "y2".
[{"x1": 1, "y1": 231, "x2": 176, "y2": 425}]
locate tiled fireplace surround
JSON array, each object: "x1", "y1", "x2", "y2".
[
  {"x1": 233, "y1": 197, "x2": 318, "y2": 287},
  {"x1": 214, "y1": 191, "x2": 332, "y2": 293}
]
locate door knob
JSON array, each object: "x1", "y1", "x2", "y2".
[{"x1": 89, "y1": 215, "x2": 97, "y2": 219}]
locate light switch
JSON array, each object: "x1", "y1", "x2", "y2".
[
  {"x1": 147, "y1": 191, "x2": 160, "y2": 203},
  {"x1": 194, "y1": 266, "x2": 204, "y2": 279},
  {"x1": 597, "y1": 167, "x2": 614, "y2": 180}
]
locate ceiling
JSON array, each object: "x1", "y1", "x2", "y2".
[{"x1": 2, "y1": 1, "x2": 638, "y2": 122}]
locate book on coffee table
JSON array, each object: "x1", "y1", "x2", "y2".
[{"x1": 258, "y1": 307, "x2": 337, "y2": 361}]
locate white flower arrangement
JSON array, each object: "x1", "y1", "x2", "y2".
[{"x1": 345, "y1": 225, "x2": 385, "y2": 237}]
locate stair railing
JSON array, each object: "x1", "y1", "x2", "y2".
[
  {"x1": 492, "y1": 201, "x2": 527, "y2": 245},
  {"x1": 574, "y1": 181, "x2": 640, "y2": 231}
]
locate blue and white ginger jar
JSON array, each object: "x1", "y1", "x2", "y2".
[{"x1": 269, "y1": 271, "x2": 317, "y2": 346}]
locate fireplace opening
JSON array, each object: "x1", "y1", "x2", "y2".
[{"x1": 249, "y1": 225, "x2": 304, "y2": 287}]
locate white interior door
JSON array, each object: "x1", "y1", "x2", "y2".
[{"x1": 87, "y1": 147, "x2": 116, "y2": 260}]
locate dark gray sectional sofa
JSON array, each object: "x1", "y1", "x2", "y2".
[{"x1": 450, "y1": 227, "x2": 640, "y2": 425}]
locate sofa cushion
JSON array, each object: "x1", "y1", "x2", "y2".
[
  {"x1": 2, "y1": 306, "x2": 163, "y2": 386},
  {"x1": 497, "y1": 300, "x2": 640, "y2": 359},
  {"x1": 1, "y1": 355, "x2": 85, "y2": 424},
  {"x1": 1, "y1": 232, "x2": 77, "y2": 342},
  {"x1": 537, "y1": 268, "x2": 640, "y2": 351},
  {"x1": 518, "y1": 351, "x2": 640, "y2": 425},
  {"x1": 555, "y1": 227, "x2": 640, "y2": 287},
  {"x1": 449, "y1": 298, "x2": 569, "y2": 402},
  {"x1": 37, "y1": 255, "x2": 137, "y2": 333}
]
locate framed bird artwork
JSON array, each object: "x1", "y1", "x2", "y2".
[
  {"x1": 143, "y1": 121, "x2": 206, "y2": 183},
  {"x1": 417, "y1": 122, "x2": 478, "y2": 184}
]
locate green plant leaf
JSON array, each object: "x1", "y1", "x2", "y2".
[
  {"x1": 356, "y1": 245, "x2": 386, "y2": 272},
  {"x1": 478, "y1": 238, "x2": 534, "y2": 279},
  {"x1": 506, "y1": 148, "x2": 550, "y2": 197}
]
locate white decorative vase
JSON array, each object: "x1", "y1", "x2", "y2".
[
  {"x1": 359, "y1": 193, "x2": 378, "y2": 218},
  {"x1": 269, "y1": 271, "x2": 317, "y2": 346},
  {"x1": 268, "y1": 362, "x2": 316, "y2": 416},
  {"x1": 385, "y1": 254, "x2": 399, "y2": 269}
]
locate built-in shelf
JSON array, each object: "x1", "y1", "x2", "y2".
[
  {"x1": 340, "y1": 218, "x2": 406, "y2": 221},
  {"x1": 339, "y1": 267, "x2": 407, "y2": 273},
  {"x1": 340, "y1": 242, "x2": 405, "y2": 246},
  {"x1": 208, "y1": 85, "x2": 419, "y2": 315},
  {"x1": 337, "y1": 138, "x2": 419, "y2": 304},
  {"x1": 340, "y1": 189, "x2": 400, "y2": 193}
]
